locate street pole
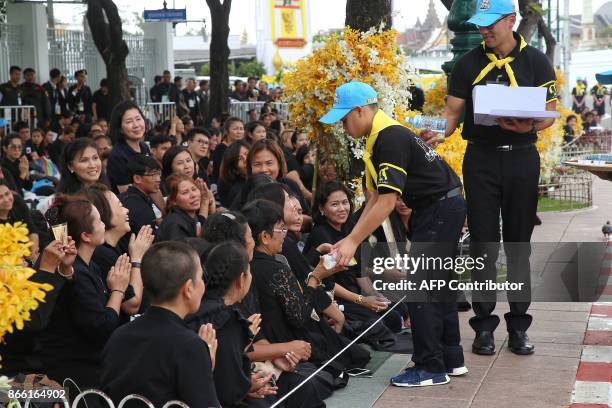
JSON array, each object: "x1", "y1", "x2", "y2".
[
  {"x1": 442, "y1": 0, "x2": 481, "y2": 84},
  {"x1": 563, "y1": 0, "x2": 570, "y2": 107}
]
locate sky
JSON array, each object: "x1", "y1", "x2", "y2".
[{"x1": 53, "y1": 0, "x2": 610, "y2": 39}]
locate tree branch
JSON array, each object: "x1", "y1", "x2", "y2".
[{"x1": 537, "y1": 14, "x2": 556, "y2": 63}]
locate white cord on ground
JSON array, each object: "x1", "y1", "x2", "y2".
[{"x1": 270, "y1": 295, "x2": 408, "y2": 408}]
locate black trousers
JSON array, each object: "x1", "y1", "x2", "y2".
[
  {"x1": 407, "y1": 195, "x2": 466, "y2": 373},
  {"x1": 463, "y1": 143, "x2": 538, "y2": 333}
]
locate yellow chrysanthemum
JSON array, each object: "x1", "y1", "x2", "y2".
[{"x1": 0, "y1": 223, "x2": 53, "y2": 355}]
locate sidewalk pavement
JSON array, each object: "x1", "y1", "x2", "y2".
[{"x1": 332, "y1": 176, "x2": 612, "y2": 408}]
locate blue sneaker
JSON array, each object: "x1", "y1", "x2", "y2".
[{"x1": 390, "y1": 367, "x2": 450, "y2": 387}]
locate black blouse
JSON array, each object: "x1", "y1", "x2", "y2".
[
  {"x1": 185, "y1": 294, "x2": 253, "y2": 407},
  {"x1": 40, "y1": 255, "x2": 121, "y2": 387},
  {"x1": 157, "y1": 208, "x2": 205, "y2": 241},
  {"x1": 251, "y1": 251, "x2": 331, "y2": 346}
]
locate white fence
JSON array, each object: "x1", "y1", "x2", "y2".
[
  {"x1": 0, "y1": 105, "x2": 36, "y2": 134},
  {"x1": 229, "y1": 101, "x2": 289, "y2": 123}
]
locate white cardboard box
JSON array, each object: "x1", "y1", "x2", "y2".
[{"x1": 473, "y1": 84, "x2": 560, "y2": 126}]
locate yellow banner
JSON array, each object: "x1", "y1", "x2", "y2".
[{"x1": 280, "y1": 8, "x2": 297, "y2": 38}]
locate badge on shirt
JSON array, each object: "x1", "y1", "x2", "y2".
[{"x1": 188, "y1": 98, "x2": 195, "y2": 108}]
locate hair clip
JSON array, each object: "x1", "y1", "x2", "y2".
[{"x1": 221, "y1": 212, "x2": 236, "y2": 221}]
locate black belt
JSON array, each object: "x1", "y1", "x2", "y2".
[
  {"x1": 411, "y1": 187, "x2": 462, "y2": 210},
  {"x1": 467, "y1": 140, "x2": 535, "y2": 151}
]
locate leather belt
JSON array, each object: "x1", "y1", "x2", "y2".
[{"x1": 467, "y1": 140, "x2": 535, "y2": 151}]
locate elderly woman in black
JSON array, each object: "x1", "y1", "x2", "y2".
[{"x1": 244, "y1": 199, "x2": 370, "y2": 378}]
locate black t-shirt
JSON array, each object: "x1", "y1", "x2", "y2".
[
  {"x1": 448, "y1": 32, "x2": 557, "y2": 145},
  {"x1": 180, "y1": 89, "x2": 200, "y2": 119},
  {"x1": 282, "y1": 145, "x2": 300, "y2": 173},
  {"x1": 101, "y1": 306, "x2": 219, "y2": 408},
  {"x1": 372, "y1": 125, "x2": 461, "y2": 208},
  {"x1": 92, "y1": 90, "x2": 113, "y2": 121}
]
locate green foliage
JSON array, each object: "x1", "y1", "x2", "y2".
[
  {"x1": 236, "y1": 60, "x2": 266, "y2": 78},
  {"x1": 199, "y1": 59, "x2": 265, "y2": 78},
  {"x1": 200, "y1": 63, "x2": 210, "y2": 76}
]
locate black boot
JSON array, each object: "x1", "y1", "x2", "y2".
[
  {"x1": 472, "y1": 331, "x2": 495, "y2": 355},
  {"x1": 508, "y1": 331, "x2": 535, "y2": 355}
]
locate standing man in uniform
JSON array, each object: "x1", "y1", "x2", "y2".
[
  {"x1": 326, "y1": 81, "x2": 468, "y2": 387},
  {"x1": 590, "y1": 81, "x2": 607, "y2": 117},
  {"x1": 423, "y1": 0, "x2": 558, "y2": 356},
  {"x1": 21, "y1": 68, "x2": 51, "y2": 129},
  {"x1": 68, "y1": 69, "x2": 93, "y2": 124},
  {"x1": 0, "y1": 66, "x2": 23, "y2": 125},
  {"x1": 571, "y1": 77, "x2": 587, "y2": 114},
  {"x1": 43, "y1": 68, "x2": 63, "y2": 130}
]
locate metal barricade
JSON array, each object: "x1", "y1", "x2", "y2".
[
  {"x1": 144, "y1": 102, "x2": 177, "y2": 128},
  {"x1": 229, "y1": 101, "x2": 289, "y2": 123},
  {"x1": 0, "y1": 105, "x2": 37, "y2": 135}
]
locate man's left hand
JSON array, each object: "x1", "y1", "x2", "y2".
[{"x1": 496, "y1": 117, "x2": 535, "y2": 134}]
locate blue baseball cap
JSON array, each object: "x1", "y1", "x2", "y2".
[
  {"x1": 467, "y1": 0, "x2": 515, "y2": 27},
  {"x1": 319, "y1": 81, "x2": 378, "y2": 125}
]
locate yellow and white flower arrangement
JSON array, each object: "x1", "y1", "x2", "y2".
[{"x1": 0, "y1": 223, "x2": 52, "y2": 348}]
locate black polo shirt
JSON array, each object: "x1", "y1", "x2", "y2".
[
  {"x1": 448, "y1": 32, "x2": 557, "y2": 145},
  {"x1": 372, "y1": 125, "x2": 461, "y2": 208},
  {"x1": 106, "y1": 141, "x2": 151, "y2": 192},
  {"x1": 119, "y1": 186, "x2": 158, "y2": 236}
]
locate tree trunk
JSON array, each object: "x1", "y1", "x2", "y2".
[
  {"x1": 86, "y1": 0, "x2": 130, "y2": 110},
  {"x1": 206, "y1": 0, "x2": 231, "y2": 122},
  {"x1": 517, "y1": 0, "x2": 556, "y2": 63},
  {"x1": 345, "y1": 0, "x2": 392, "y2": 32}
]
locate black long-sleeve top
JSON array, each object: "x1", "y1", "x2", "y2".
[
  {"x1": 251, "y1": 251, "x2": 331, "y2": 346},
  {"x1": 40, "y1": 255, "x2": 121, "y2": 387},
  {"x1": 186, "y1": 295, "x2": 253, "y2": 407},
  {"x1": 2, "y1": 156, "x2": 32, "y2": 194},
  {"x1": 157, "y1": 208, "x2": 205, "y2": 242},
  {"x1": 101, "y1": 306, "x2": 220, "y2": 408}
]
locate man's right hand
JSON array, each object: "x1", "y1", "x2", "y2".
[{"x1": 420, "y1": 129, "x2": 443, "y2": 148}]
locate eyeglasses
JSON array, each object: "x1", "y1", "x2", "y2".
[
  {"x1": 273, "y1": 224, "x2": 288, "y2": 235},
  {"x1": 194, "y1": 139, "x2": 209, "y2": 145},
  {"x1": 8, "y1": 144, "x2": 22, "y2": 150},
  {"x1": 142, "y1": 171, "x2": 161, "y2": 177}
]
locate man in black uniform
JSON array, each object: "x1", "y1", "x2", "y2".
[
  {"x1": 571, "y1": 77, "x2": 587, "y2": 114},
  {"x1": 43, "y1": 68, "x2": 63, "y2": 129},
  {"x1": 21, "y1": 68, "x2": 51, "y2": 129},
  {"x1": 325, "y1": 81, "x2": 468, "y2": 387},
  {"x1": 68, "y1": 69, "x2": 93, "y2": 123},
  {"x1": 423, "y1": 0, "x2": 558, "y2": 356},
  {"x1": 590, "y1": 82, "x2": 607, "y2": 117},
  {"x1": 0, "y1": 66, "x2": 23, "y2": 124}
]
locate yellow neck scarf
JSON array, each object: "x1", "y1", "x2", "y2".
[
  {"x1": 472, "y1": 35, "x2": 527, "y2": 88},
  {"x1": 363, "y1": 110, "x2": 403, "y2": 192}
]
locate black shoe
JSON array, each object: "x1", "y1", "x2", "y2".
[
  {"x1": 508, "y1": 331, "x2": 535, "y2": 355},
  {"x1": 472, "y1": 331, "x2": 495, "y2": 355}
]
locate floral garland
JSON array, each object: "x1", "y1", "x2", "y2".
[
  {"x1": 282, "y1": 26, "x2": 415, "y2": 177},
  {"x1": 0, "y1": 223, "x2": 52, "y2": 350}
]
